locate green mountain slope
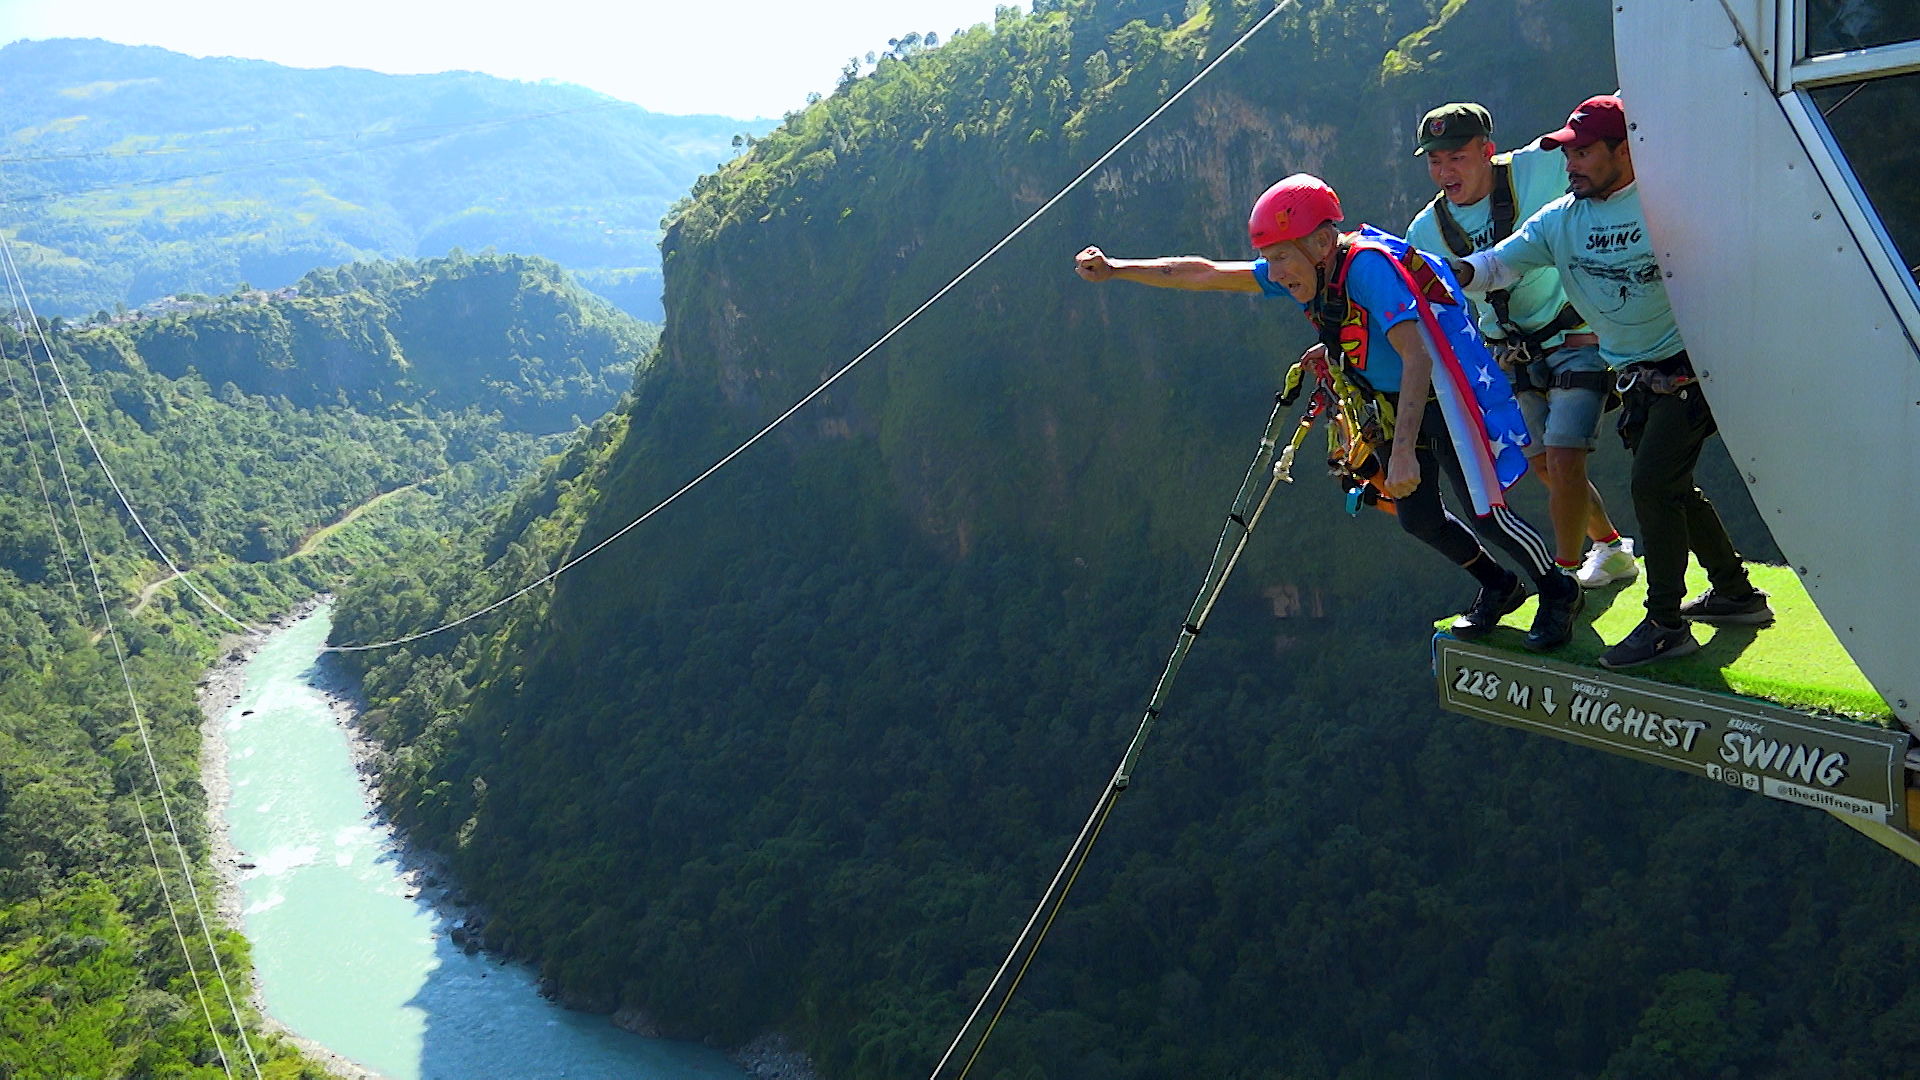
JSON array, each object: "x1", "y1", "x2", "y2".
[
  {"x1": 0, "y1": 38, "x2": 762, "y2": 321},
  {"x1": 337, "y1": 2, "x2": 1903, "y2": 1078},
  {"x1": 68, "y1": 251, "x2": 659, "y2": 435},
  {"x1": 0, "y1": 257, "x2": 598, "y2": 1070}
]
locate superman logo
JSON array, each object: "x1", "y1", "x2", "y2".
[{"x1": 1401, "y1": 251, "x2": 1459, "y2": 307}]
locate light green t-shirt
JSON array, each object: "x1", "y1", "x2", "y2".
[
  {"x1": 1488, "y1": 181, "x2": 1685, "y2": 368},
  {"x1": 1405, "y1": 145, "x2": 1580, "y2": 345}
]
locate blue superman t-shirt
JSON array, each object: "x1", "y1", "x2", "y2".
[{"x1": 1253, "y1": 250, "x2": 1414, "y2": 392}]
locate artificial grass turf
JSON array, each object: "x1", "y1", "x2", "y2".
[{"x1": 1457, "y1": 564, "x2": 1895, "y2": 725}]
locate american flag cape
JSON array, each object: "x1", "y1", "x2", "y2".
[{"x1": 1344, "y1": 226, "x2": 1532, "y2": 516}]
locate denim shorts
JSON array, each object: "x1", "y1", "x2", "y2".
[{"x1": 1512, "y1": 344, "x2": 1610, "y2": 455}]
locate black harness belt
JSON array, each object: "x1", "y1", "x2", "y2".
[{"x1": 1430, "y1": 162, "x2": 1589, "y2": 363}]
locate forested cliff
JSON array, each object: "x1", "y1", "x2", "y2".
[
  {"x1": 71, "y1": 252, "x2": 657, "y2": 435},
  {"x1": 337, "y1": 2, "x2": 1914, "y2": 1078},
  {"x1": 0, "y1": 256, "x2": 619, "y2": 1070}
]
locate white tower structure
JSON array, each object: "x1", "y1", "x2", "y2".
[
  {"x1": 1614, "y1": 0, "x2": 1920, "y2": 853},
  {"x1": 1614, "y1": 0, "x2": 1920, "y2": 729}
]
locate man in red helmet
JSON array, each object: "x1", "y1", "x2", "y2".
[{"x1": 1074, "y1": 173, "x2": 1585, "y2": 650}]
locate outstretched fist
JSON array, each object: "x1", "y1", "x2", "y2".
[{"x1": 1074, "y1": 246, "x2": 1115, "y2": 282}]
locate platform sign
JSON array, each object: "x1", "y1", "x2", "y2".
[{"x1": 1434, "y1": 635, "x2": 1910, "y2": 826}]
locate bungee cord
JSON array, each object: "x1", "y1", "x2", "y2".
[
  {"x1": 328, "y1": 0, "x2": 1297, "y2": 654},
  {"x1": 0, "y1": 233, "x2": 260, "y2": 633},
  {"x1": 925, "y1": 390, "x2": 1316, "y2": 1080},
  {"x1": 0, "y1": 251, "x2": 263, "y2": 1078}
]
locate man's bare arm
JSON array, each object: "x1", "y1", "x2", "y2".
[
  {"x1": 1074, "y1": 246, "x2": 1262, "y2": 293},
  {"x1": 1383, "y1": 320, "x2": 1434, "y2": 498}
]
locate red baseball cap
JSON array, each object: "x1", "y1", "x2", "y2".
[{"x1": 1540, "y1": 95, "x2": 1627, "y2": 150}]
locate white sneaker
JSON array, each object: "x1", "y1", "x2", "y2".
[{"x1": 1576, "y1": 536, "x2": 1638, "y2": 589}]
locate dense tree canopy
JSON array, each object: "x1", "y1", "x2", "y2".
[
  {"x1": 69, "y1": 251, "x2": 659, "y2": 436},
  {"x1": 335, "y1": 2, "x2": 1915, "y2": 1079},
  {"x1": 0, "y1": 254, "x2": 606, "y2": 1070}
]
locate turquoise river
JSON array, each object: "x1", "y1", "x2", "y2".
[{"x1": 218, "y1": 604, "x2": 747, "y2": 1080}]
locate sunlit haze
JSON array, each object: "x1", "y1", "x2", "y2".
[{"x1": 0, "y1": 0, "x2": 1011, "y2": 119}]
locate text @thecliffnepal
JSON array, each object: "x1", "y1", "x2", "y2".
[{"x1": 1443, "y1": 657, "x2": 1892, "y2": 822}]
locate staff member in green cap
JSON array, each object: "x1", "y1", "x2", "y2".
[
  {"x1": 1406, "y1": 103, "x2": 1637, "y2": 595},
  {"x1": 1450, "y1": 94, "x2": 1772, "y2": 670}
]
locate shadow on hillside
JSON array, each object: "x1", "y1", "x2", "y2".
[{"x1": 406, "y1": 929, "x2": 744, "y2": 1079}]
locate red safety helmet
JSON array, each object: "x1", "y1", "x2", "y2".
[{"x1": 1248, "y1": 174, "x2": 1343, "y2": 249}]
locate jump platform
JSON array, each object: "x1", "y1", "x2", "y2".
[{"x1": 1434, "y1": 565, "x2": 1920, "y2": 865}]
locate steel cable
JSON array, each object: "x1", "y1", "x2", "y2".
[
  {"x1": 328, "y1": 0, "x2": 1297, "y2": 654},
  {"x1": 0, "y1": 234, "x2": 260, "y2": 633},
  {"x1": 0, "y1": 252, "x2": 262, "y2": 1079}
]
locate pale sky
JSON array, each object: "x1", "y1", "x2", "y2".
[{"x1": 0, "y1": 0, "x2": 1012, "y2": 119}]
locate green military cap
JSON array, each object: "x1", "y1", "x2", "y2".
[{"x1": 1415, "y1": 102, "x2": 1494, "y2": 156}]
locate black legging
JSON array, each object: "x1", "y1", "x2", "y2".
[{"x1": 1392, "y1": 398, "x2": 1558, "y2": 585}]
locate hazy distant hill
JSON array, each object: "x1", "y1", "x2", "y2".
[{"x1": 0, "y1": 38, "x2": 764, "y2": 320}]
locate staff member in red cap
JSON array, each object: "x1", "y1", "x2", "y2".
[
  {"x1": 1073, "y1": 174, "x2": 1585, "y2": 651},
  {"x1": 1451, "y1": 95, "x2": 1771, "y2": 670}
]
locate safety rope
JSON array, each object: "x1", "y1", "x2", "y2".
[
  {"x1": 0, "y1": 247, "x2": 263, "y2": 1080},
  {"x1": 328, "y1": 0, "x2": 1297, "y2": 654},
  {"x1": 0, "y1": 234, "x2": 260, "y2": 633},
  {"x1": 926, "y1": 393, "x2": 1319, "y2": 1080}
]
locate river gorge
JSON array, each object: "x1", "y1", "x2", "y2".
[{"x1": 204, "y1": 604, "x2": 751, "y2": 1080}]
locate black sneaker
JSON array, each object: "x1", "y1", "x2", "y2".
[
  {"x1": 1525, "y1": 576, "x2": 1584, "y2": 652},
  {"x1": 1599, "y1": 617, "x2": 1700, "y2": 670},
  {"x1": 1679, "y1": 586, "x2": 1774, "y2": 625},
  {"x1": 1450, "y1": 575, "x2": 1527, "y2": 640}
]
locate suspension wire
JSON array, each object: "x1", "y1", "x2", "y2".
[
  {"x1": 0, "y1": 254, "x2": 255, "y2": 1078},
  {"x1": 0, "y1": 234, "x2": 259, "y2": 633},
  {"x1": 0, "y1": 240, "x2": 268, "y2": 1075},
  {"x1": 328, "y1": 0, "x2": 1297, "y2": 655},
  {"x1": 0, "y1": 328, "x2": 82, "y2": 607},
  {"x1": 129, "y1": 789, "x2": 238, "y2": 1080},
  {"x1": 0, "y1": 270, "x2": 92, "y2": 616},
  {"x1": 927, "y1": 392, "x2": 1315, "y2": 1080}
]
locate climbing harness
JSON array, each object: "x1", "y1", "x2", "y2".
[
  {"x1": 1429, "y1": 157, "x2": 1584, "y2": 367},
  {"x1": 927, "y1": 390, "x2": 1320, "y2": 1080},
  {"x1": 1297, "y1": 234, "x2": 1401, "y2": 514},
  {"x1": 1315, "y1": 226, "x2": 1532, "y2": 516},
  {"x1": 1615, "y1": 359, "x2": 1698, "y2": 397},
  {"x1": 1614, "y1": 352, "x2": 1707, "y2": 453}
]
